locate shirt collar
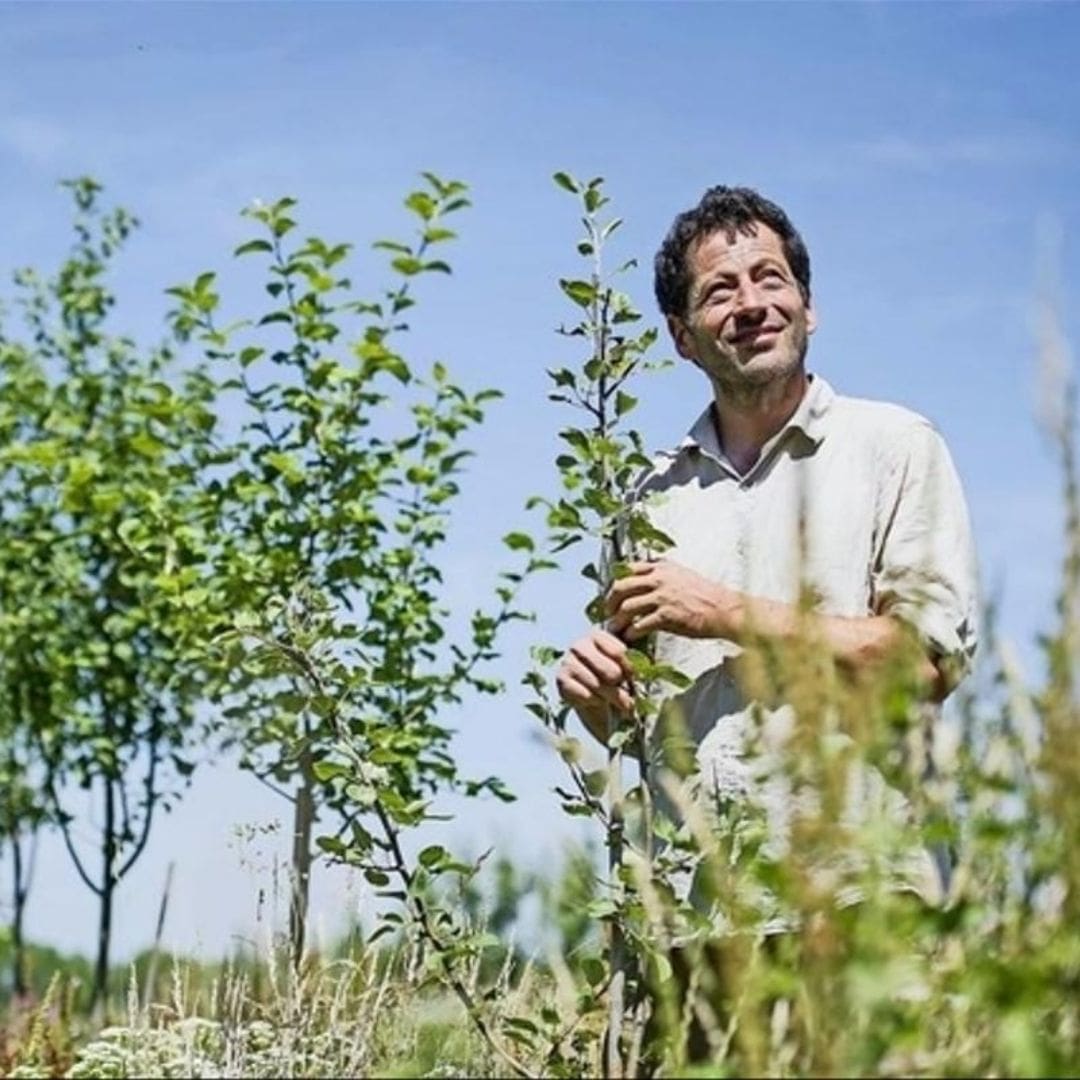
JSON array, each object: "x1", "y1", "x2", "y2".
[{"x1": 664, "y1": 373, "x2": 835, "y2": 463}]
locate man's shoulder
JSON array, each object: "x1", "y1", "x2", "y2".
[
  {"x1": 822, "y1": 390, "x2": 963, "y2": 494},
  {"x1": 633, "y1": 383, "x2": 951, "y2": 499},
  {"x1": 827, "y1": 388, "x2": 938, "y2": 441}
]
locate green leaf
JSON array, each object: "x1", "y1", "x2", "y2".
[
  {"x1": 418, "y1": 844, "x2": 448, "y2": 869},
  {"x1": 503, "y1": 1016, "x2": 539, "y2": 1035},
  {"x1": 626, "y1": 515, "x2": 676, "y2": 550},
  {"x1": 272, "y1": 215, "x2": 296, "y2": 238},
  {"x1": 553, "y1": 171, "x2": 580, "y2": 194},
  {"x1": 585, "y1": 898, "x2": 617, "y2": 919},
  {"x1": 601, "y1": 218, "x2": 623, "y2": 240},
  {"x1": 502, "y1": 531, "x2": 535, "y2": 553},
  {"x1": 316, "y1": 836, "x2": 346, "y2": 858},
  {"x1": 405, "y1": 191, "x2": 437, "y2": 221},
  {"x1": 583, "y1": 769, "x2": 608, "y2": 798},
  {"x1": 559, "y1": 278, "x2": 596, "y2": 308},
  {"x1": 312, "y1": 761, "x2": 346, "y2": 783},
  {"x1": 263, "y1": 450, "x2": 305, "y2": 484},
  {"x1": 548, "y1": 367, "x2": 577, "y2": 389},
  {"x1": 583, "y1": 184, "x2": 607, "y2": 214},
  {"x1": 367, "y1": 924, "x2": 398, "y2": 945},
  {"x1": 234, "y1": 239, "x2": 274, "y2": 257},
  {"x1": 423, "y1": 227, "x2": 456, "y2": 244},
  {"x1": 582, "y1": 956, "x2": 606, "y2": 988},
  {"x1": 117, "y1": 519, "x2": 144, "y2": 548},
  {"x1": 650, "y1": 663, "x2": 692, "y2": 689},
  {"x1": 623, "y1": 649, "x2": 654, "y2": 680},
  {"x1": 391, "y1": 256, "x2": 424, "y2": 276}
]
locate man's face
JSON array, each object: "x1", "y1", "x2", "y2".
[{"x1": 668, "y1": 223, "x2": 816, "y2": 394}]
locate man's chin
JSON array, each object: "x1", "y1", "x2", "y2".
[
  {"x1": 734, "y1": 352, "x2": 799, "y2": 383},
  {"x1": 706, "y1": 353, "x2": 805, "y2": 399}
]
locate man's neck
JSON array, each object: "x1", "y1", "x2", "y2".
[{"x1": 710, "y1": 368, "x2": 808, "y2": 475}]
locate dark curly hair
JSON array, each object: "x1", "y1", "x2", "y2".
[{"x1": 653, "y1": 186, "x2": 811, "y2": 318}]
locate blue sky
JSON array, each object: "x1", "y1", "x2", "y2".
[{"x1": 1, "y1": 0, "x2": 1078, "y2": 961}]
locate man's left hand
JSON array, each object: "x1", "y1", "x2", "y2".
[{"x1": 605, "y1": 559, "x2": 740, "y2": 642}]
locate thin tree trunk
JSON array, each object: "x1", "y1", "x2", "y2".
[
  {"x1": 143, "y1": 861, "x2": 175, "y2": 1010},
  {"x1": 606, "y1": 712, "x2": 626, "y2": 1080},
  {"x1": 594, "y1": 275, "x2": 628, "y2": 1079},
  {"x1": 289, "y1": 756, "x2": 315, "y2": 969},
  {"x1": 11, "y1": 830, "x2": 29, "y2": 1000},
  {"x1": 92, "y1": 774, "x2": 117, "y2": 1018}
]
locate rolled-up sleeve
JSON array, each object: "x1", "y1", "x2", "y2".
[{"x1": 871, "y1": 419, "x2": 979, "y2": 693}]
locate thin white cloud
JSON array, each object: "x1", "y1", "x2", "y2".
[{"x1": 856, "y1": 132, "x2": 1077, "y2": 171}]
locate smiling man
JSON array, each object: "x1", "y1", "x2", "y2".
[{"x1": 556, "y1": 185, "x2": 978, "y2": 880}]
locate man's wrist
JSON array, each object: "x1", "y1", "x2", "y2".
[{"x1": 708, "y1": 582, "x2": 746, "y2": 640}]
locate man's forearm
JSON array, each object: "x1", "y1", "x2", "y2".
[
  {"x1": 724, "y1": 591, "x2": 944, "y2": 701},
  {"x1": 591, "y1": 559, "x2": 949, "y2": 747}
]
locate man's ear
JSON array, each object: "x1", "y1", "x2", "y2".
[
  {"x1": 667, "y1": 315, "x2": 698, "y2": 362},
  {"x1": 806, "y1": 297, "x2": 818, "y2": 335}
]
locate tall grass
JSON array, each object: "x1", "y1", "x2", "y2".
[{"x1": 3, "y1": 577, "x2": 1079, "y2": 1078}]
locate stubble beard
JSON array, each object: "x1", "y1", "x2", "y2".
[{"x1": 706, "y1": 319, "x2": 810, "y2": 411}]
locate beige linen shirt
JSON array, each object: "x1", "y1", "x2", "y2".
[{"x1": 634, "y1": 373, "x2": 978, "y2": 894}]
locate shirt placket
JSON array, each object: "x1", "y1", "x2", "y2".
[{"x1": 735, "y1": 468, "x2": 759, "y2": 592}]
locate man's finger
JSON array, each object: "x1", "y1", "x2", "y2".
[
  {"x1": 607, "y1": 590, "x2": 659, "y2": 634},
  {"x1": 590, "y1": 627, "x2": 629, "y2": 657},
  {"x1": 609, "y1": 567, "x2": 657, "y2": 593},
  {"x1": 559, "y1": 661, "x2": 601, "y2": 695},
  {"x1": 584, "y1": 630, "x2": 636, "y2": 677},
  {"x1": 570, "y1": 639, "x2": 627, "y2": 684},
  {"x1": 557, "y1": 672, "x2": 597, "y2": 707},
  {"x1": 557, "y1": 671, "x2": 634, "y2": 714},
  {"x1": 605, "y1": 574, "x2": 656, "y2": 614},
  {"x1": 597, "y1": 682, "x2": 635, "y2": 713},
  {"x1": 611, "y1": 593, "x2": 656, "y2": 619},
  {"x1": 622, "y1": 610, "x2": 662, "y2": 641}
]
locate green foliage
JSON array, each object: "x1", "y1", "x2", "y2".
[
  {"x1": 2, "y1": 169, "x2": 1080, "y2": 1079},
  {"x1": 166, "y1": 175, "x2": 537, "y2": 1066},
  {"x1": 0, "y1": 171, "x2": 538, "y2": 1074},
  {"x1": 0, "y1": 179, "x2": 219, "y2": 1008},
  {"x1": 516, "y1": 173, "x2": 682, "y2": 1076},
  {"x1": 0, "y1": 935, "x2": 94, "y2": 1012}
]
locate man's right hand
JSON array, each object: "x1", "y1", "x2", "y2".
[{"x1": 555, "y1": 628, "x2": 635, "y2": 720}]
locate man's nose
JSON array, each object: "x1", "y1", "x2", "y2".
[{"x1": 732, "y1": 279, "x2": 767, "y2": 318}]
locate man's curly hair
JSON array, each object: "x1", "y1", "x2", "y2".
[{"x1": 653, "y1": 186, "x2": 811, "y2": 318}]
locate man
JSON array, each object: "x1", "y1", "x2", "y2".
[{"x1": 556, "y1": 184, "x2": 977, "y2": 873}]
